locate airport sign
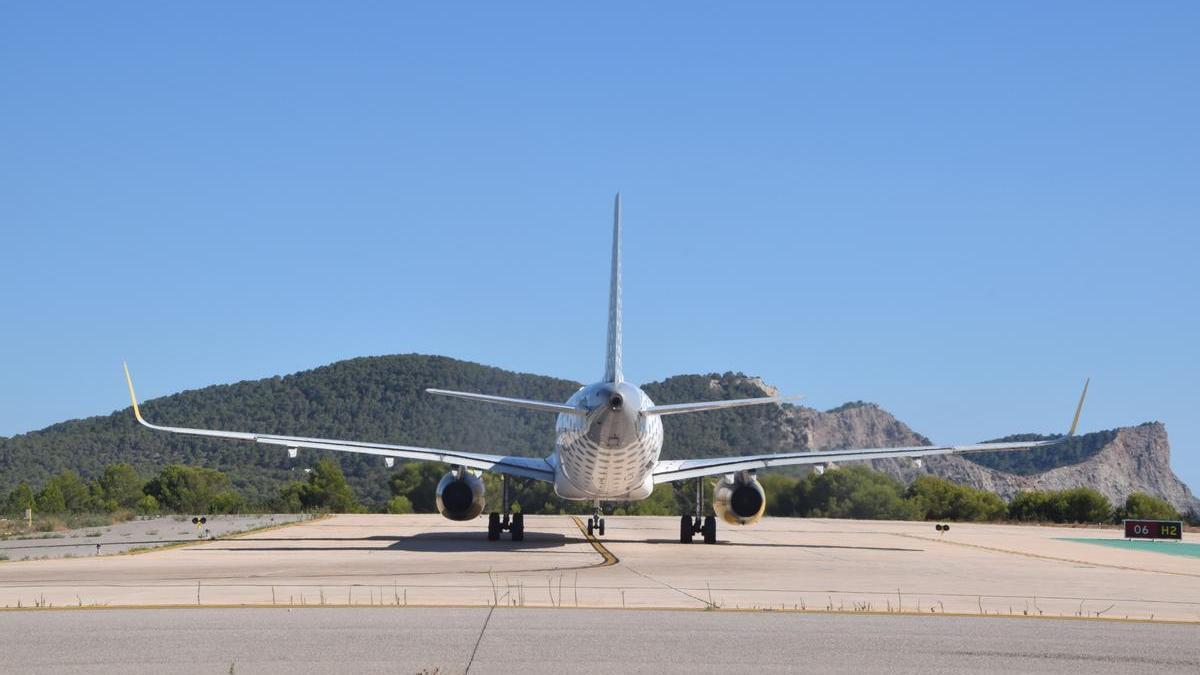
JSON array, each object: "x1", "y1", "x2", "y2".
[{"x1": 1123, "y1": 519, "x2": 1183, "y2": 540}]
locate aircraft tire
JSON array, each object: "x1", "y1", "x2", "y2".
[
  {"x1": 702, "y1": 515, "x2": 717, "y2": 544},
  {"x1": 487, "y1": 512, "x2": 501, "y2": 541},
  {"x1": 680, "y1": 515, "x2": 693, "y2": 543}
]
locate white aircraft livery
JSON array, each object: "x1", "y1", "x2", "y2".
[{"x1": 124, "y1": 194, "x2": 1090, "y2": 543}]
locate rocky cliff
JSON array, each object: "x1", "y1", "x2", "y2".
[{"x1": 695, "y1": 375, "x2": 1198, "y2": 514}]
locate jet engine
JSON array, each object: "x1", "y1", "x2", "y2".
[
  {"x1": 436, "y1": 469, "x2": 486, "y2": 521},
  {"x1": 712, "y1": 471, "x2": 766, "y2": 526}
]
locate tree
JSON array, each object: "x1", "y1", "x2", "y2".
[
  {"x1": 209, "y1": 490, "x2": 245, "y2": 514},
  {"x1": 93, "y1": 463, "x2": 145, "y2": 510},
  {"x1": 291, "y1": 458, "x2": 362, "y2": 513},
  {"x1": 278, "y1": 482, "x2": 305, "y2": 513},
  {"x1": 794, "y1": 466, "x2": 920, "y2": 520},
  {"x1": 1120, "y1": 492, "x2": 1179, "y2": 521},
  {"x1": 1008, "y1": 491, "x2": 1053, "y2": 521},
  {"x1": 5, "y1": 482, "x2": 35, "y2": 515},
  {"x1": 145, "y1": 465, "x2": 234, "y2": 514},
  {"x1": 36, "y1": 483, "x2": 67, "y2": 514},
  {"x1": 759, "y1": 473, "x2": 799, "y2": 516},
  {"x1": 906, "y1": 475, "x2": 1006, "y2": 522},
  {"x1": 1059, "y1": 487, "x2": 1112, "y2": 523},
  {"x1": 42, "y1": 471, "x2": 91, "y2": 513},
  {"x1": 386, "y1": 495, "x2": 414, "y2": 514},
  {"x1": 135, "y1": 494, "x2": 160, "y2": 515},
  {"x1": 388, "y1": 462, "x2": 445, "y2": 513}
]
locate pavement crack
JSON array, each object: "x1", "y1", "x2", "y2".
[
  {"x1": 624, "y1": 566, "x2": 711, "y2": 608},
  {"x1": 464, "y1": 604, "x2": 495, "y2": 674}
]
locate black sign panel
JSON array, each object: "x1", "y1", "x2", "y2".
[{"x1": 1123, "y1": 519, "x2": 1183, "y2": 540}]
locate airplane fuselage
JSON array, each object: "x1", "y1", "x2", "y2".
[{"x1": 552, "y1": 381, "x2": 663, "y2": 500}]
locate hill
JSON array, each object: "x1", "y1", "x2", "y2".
[{"x1": 0, "y1": 355, "x2": 1195, "y2": 512}]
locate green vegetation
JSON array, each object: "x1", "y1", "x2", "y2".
[
  {"x1": 0, "y1": 355, "x2": 1141, "y2": 510},
  {"x1": 1117, "y1": 492, "x2": 1180, "y2": 521},
  {"x1": 1007, "y1": 487, "x2": 1113, "y2": 523},
  {"x1": 966, "y1": 430, "x2": 1119, "y2": 475},
  {"x1": 279, "y1": 458, "x2": 364, "y2": 513},
  {"x1": 0, "y1": 457, "x2": 1182, "y2": 527},
  {"x1": 905, "y1": 475, "x2": 1007, "y2": 522},
  {"x1": 0, "y1": 355, "x2": 1182, "y2": 523}
]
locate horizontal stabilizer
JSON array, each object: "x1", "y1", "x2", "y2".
[
  {"x1": 644, "y1": 395, "x2": 802, "y2": 416},
  {"x1": 425, "y1": 389, "x2": 584, "y2": 416}
]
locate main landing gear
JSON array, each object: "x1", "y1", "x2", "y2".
[
  {"x1": 487, "y1": 475, "x2": 524, "y2": 542},
  {"x1": 680, "y1": 477, "x2": 717, "y2": 544},
  {"x1": 586, "y1": 500, "x2": 606, "y2": 537}
]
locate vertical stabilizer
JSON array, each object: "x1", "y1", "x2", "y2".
[{"x1": 604, "y1": 193, "x2": 623, "y2": 383}]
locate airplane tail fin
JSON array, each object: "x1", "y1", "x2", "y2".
[{"x1": 604, "y1": 193, "x2": 623, "y2": 383}]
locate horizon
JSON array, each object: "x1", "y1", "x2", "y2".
[
  {"x1": 2, "y1": 4, "x2": 1197, "y2": 490},
  {"x1": 8, "y1": 350, "x2": 1162, "y2": 439}
]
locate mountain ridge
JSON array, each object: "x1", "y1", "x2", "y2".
[{"x1": 0, "y1": 354, "x2": 1194, "y2": 512}]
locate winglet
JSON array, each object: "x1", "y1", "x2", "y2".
[
  {"x1": 123, "y1": 362, "x2": 146, "y2": 424},
  {"x1": 1067, "y1": 377, "x2": 1089, "y2": 436}
]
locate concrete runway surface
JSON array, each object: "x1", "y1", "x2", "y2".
[
  {"x1": 1, "y1": 607, "x2": 1197, "y2": 674},
  {"x1": 0, "y1": 514, "x2": 307, "y2": 560},
  {"x1": 0, "y1": 514, "x2": 1195, "y2": 622}
]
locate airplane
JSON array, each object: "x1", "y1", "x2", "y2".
[{"x1": 123, "y1": 194, "x2": 1090, "y2": 544}]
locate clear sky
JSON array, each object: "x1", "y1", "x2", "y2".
[{"x1": 2, "y1": 4, "x2": 1197, "y2": 489}]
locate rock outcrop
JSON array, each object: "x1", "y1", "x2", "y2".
[{"x1": 707, "y1": 373, "x2": 1197, "y2": 513}]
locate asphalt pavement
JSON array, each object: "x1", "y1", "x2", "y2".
[{"x1": 0, "y1": 607, "x2": 1195, "y2": 674}]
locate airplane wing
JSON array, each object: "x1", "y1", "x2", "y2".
[
  {"x1": 124, "y1": 365, "x2": 555, "y2": 482},
  {"x1": 653, "y1": 379, "x2": 1090, "y2": 484}
]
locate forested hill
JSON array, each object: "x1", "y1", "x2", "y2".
[
  {"x1": 0, "y1": 356, "x2": 580, "y2": 506},
  {"x1": 0, "y1": 354, "x2": 1190, "y2": 510},
  {"x1": 0, "y1": 356, "x2": 803, "y2": 506}
]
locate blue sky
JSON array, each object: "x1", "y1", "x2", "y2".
[{"x1": 2, "y1": 4, "x2": 1197, "y2": 489}]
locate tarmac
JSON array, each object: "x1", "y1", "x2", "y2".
[
  {"x1": 3, "y1": 607, "x2": 1198, "y2": 674},
  {"x1": 0, "y1": 514, "x2": 1196, "y2": 622},
  {"x1": 0, "y1": 514, "x2": 307, "y2": 560}
]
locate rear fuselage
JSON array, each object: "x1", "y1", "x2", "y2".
[{"x1": 553, "y1": 381, "x2": 663, "y2": 500}]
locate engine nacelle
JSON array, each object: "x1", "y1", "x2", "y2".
[
  {"x1": 712, "y1": 471, "x2": 766, "y2": 526},
  {"x1": 436, "y1": 469, "x2": 486, "y2": 521}
]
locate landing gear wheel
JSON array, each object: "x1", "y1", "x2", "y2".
[
  {"x1": 679, "y1": 515, "x2": 693, "y2": 543},
  {"x1": 598, "y1": 518, "x2": 605, "y2": 537},
  {"x1": 487, "y1": 512, "x2": 501, "y2": 541},
  {"x1": 511, "y1": 513, "x2": 524, "y2": 541},
  {"x1": 587, "y1": 518, "x2": 595, "y2": 536},
  {"x1": 702, "y1": 515, "x2": 717, "y2": 544}
]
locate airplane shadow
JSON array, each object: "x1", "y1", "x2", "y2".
[
  {"x1": 388, "y1": 531, "x2": 570, "y2": 553},
  {"x1": 599, "y1": 538, "x2": 924, "y2": 552},
  {"x1": 203, "y1": 531, "x2": 572, "y2": 553}
]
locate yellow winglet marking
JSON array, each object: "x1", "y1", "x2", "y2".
[
  {"x1": 123, "y1": 362, "x2": 144, "y2": 424},
  {"x1": 1067, "y1": 377, "x2": 1089, "y2": 437}
]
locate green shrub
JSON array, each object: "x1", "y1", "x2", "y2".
[
  {"x1": 794, "y1": 466, "x2": 921, "y2": 521},
  {"x1": 905, "y1": 475, "x2": 1006, "y2": 522},
  {"x1": 135, "y1": 494, "x2": 160, "y2": 515},
  {"x1": 1119, "y1": 492, "x2": 1179, "y2": 521},
  {"x1": 386, "y1": 495, "x2": 414, "y2": 514}
]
